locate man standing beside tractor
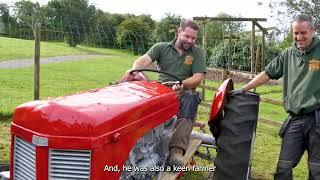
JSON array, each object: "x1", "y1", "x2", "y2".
[
  {"x1": 233, "y1": 15, "x2": 320, "y2": 179},
  {"x1": 124, "y1": 19, "x2": 206, "y2": 166}
]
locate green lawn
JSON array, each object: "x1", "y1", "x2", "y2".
[
  {"x1": 0, "y1": 56, "x2": 136, "y2": 115},
  {"x1": 0, "y1": 37, "x2": 132, "y2": 61},
  {"x1": 0, "y1": 38, "x2": 308, "y2": 179}
]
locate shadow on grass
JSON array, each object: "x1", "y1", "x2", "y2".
[
  {"x1": 0, "y1": 112, "x2": 13, "y2": 122},
  {"x1": 0, "y1": 164, "x2": 9, "y2": 171}
]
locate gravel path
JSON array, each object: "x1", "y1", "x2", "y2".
[{"x1": 0, "y1": 55, "x2": 110, "y2": 69}]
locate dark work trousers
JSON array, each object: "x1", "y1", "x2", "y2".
[
  {"x1": 176, "y1": 90, "x2": 202, "y2": 121},
  {"x1": 274, "y1": 110, "x2": 320, "y2": 180},
  {"x1": 169, "y1": 90, "x2": 202, "y2": 153}
]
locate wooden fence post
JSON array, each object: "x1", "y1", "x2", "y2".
[
  {"x1": 201, "y1": 21, "x2": 207, "y2": 101},
  {"x1": 251, "y1": 21, "x2": 256, "y2": 74},
  {"x1": 222, "y1": 69, "x2": 228, "y2": 82},
  {"x1": 261, "y1": 31, "x2": 266, "y2": 71},
  {"x1": 255, "y1": 46, "x2": 261, "y2": 74},
  {"x1": 34, "y1": 22, "x2": 41, "y2": 100},
  {"x1": 228, "y1": 31, "x2": 232, "y2": 70}
]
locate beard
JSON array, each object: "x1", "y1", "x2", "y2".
[{"x1": 177, "y1": 39, "x2": 194, "y2": 50}]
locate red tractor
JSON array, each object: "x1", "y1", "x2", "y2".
[{"x1": 1, "y1": 70, "x2": 259, "y2": 180}]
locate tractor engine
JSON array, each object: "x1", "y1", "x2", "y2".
[{"x1": 120, "y1": 117, "x2": 177, "y2": 179}]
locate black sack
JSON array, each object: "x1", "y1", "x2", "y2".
[{"x1": 212, "y1": 91, "x2": 260, "y2": 180}]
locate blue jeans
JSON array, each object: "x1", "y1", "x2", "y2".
[{"x1": 274, "y1": 110, "x2": 320, "y2": 180}]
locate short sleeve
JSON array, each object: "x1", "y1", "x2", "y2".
[
  {"x1": 146, "y1": 43, "x2": 162, "y2": 62},
  {"x1": 265, "y1": 53, "x2": 284, "y2": 80},
  {"x1": 192, "y1": 47, "x2": 207, "y2": 74}
]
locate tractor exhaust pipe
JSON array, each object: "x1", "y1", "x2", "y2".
[{"x1": 191, "y1": 131, "x2": 216, "y2": 145}]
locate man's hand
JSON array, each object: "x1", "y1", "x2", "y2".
[
  {"x1": 228, "y1": 88, "x2": 246, "y2": 96},
  {"x1": 118, "y1": 69, "x2": 143, "y2": 83},
  {"x1": 117, "y1": 70, "x2": 134, "y2": 83},
  {"x1": 172, "y1": 84, "x2": 184, "y2": 95}
]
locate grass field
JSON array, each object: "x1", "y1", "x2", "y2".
[
  {"x1": 0, "y1": 37, "x2": 132, "y2": 61},
  {"x1": 0, "y1": 37, "x2": 308, "y2": 179}
]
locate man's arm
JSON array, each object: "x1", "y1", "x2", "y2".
[
  {"x1": 182, "y1": 73, "x2": 205, "y2": 89},
  {"x1": 242, "y1": 71, "x2": 270, "y2": 90},
  {"x1": 132, "y1": 54, "x2": 153, "y2": 70},
  {"x1": 119, "y1": 54, "x2": 153, "y2": 83}
]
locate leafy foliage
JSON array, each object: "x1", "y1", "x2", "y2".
[
  {"x1": 0, "y1": 3, "x2": 10, "y2": 23},
  {"x1": 44, "y1": 0, "x2": 96, "y2": 47},
  {"x1": 0, "y1": 3, "x2": 13, "y2": 34},
  {"x1": 153, "y1": 14, "x2": 181, "y2": 42},
  {"x1": 96, "y1": 10, "x2": 125, "y2": 27},
  {"x1": 13, "y1": 0, "x2": 42, "y2": 25},
  {"x1": 116, "y1": 15, "x2": 155, "y2": 54},
  {"x1": 278, "y1": 28, "x2": 293, "y2": 50},
  {"x1": 207, "y1": 35, "x2": 251, "y2": 70},
  {"x1": 267, "y1": 0, "x2": 320, "y2": 32},
  {"x1": 207, "y1": 34, "x2": 282, "y2": 72},
  {"x1": 1, "y1": 0, "x2": 286, "y2": 70}
]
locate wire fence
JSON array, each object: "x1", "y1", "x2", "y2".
[
  {"x1": 0, "y1": 19, "x2": 154, "y2": 114},
  {"x1": 0, "y1": 18, "x2": 282, "y2": 71},
  {"x1": 0, "y1": 20, "x2": 153, "y2": 57},
  {"x1": 0, "y1": 17, "x2": 284, "y2": 115}
]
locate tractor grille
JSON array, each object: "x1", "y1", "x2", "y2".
[
  {"x1": 49, "y1": 149, "x2": 91, "y2": 180},
  {"x1": 13, "y1": 136, "x2": 36, "y2": 180}
]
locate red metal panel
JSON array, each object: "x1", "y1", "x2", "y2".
[
  {"x1": 9, "y1": 135, "x2": 14, "y2": 180},
  {"x1": 36, "y1": 147, "x2": 49, "y2": 180},
  {"x1": 209, "y1": 78, "x2": 234, "y2": 122},
  {"x1": 10, "y1": 81, "x2": 179, "y2": 179},
  {"x1": 12, "y1": 81, "x2": 177, "y2": 138}
]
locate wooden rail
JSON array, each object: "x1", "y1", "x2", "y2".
[
  {"x1": 258, "y1": 117, "x2": 282, "y2": 127},
  {"x1": 199, "y1": 84, "x2": 217, "y2": 91},
  {"x1": 260, "y1": 97, "x2": 283, "y2": 106}
]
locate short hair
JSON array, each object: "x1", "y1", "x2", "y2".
[
  {"x1": 180, "y1": 19, "x2": 199, "y2": 31},
  {"x1": 292, "y1": 14, "x2": 315, "y2": 28}
]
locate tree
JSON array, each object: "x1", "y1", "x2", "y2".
[
  {"x1": 44, "y1": 0, "x2": 96, "y2": 47},
  {"x1": 0, "y1": 3, "x2": 10, "y2": 34},
  {"x1": 96, "y1": 10, "x2": 125, "y2": 27},
  {"x1": 208, "y1": 35, "x2": 251, "y2": 70},
  {"x1": 278, "y1": 28, "x2": 293, "y2": 50},
  {"x1": 207, "y1": 33, "x2": 282, "y2": 72},
  {"x1": 94, "y1": 10, "x2": 121, "y2": 47},
  {"x1": 116, "y1": 16, "x2": 155, "y2": 54},
  {"x1": 265, "y1": 0, "x2": 320, "y2": 32},
  {"x1": 217, "y1": 13, "x2": 245, "y2": 33},
  {"x1": 137, "y1": 15, "x2": 155, "y2": 30},
  {"x1": 13, "y1": 0, "x2": 42, "y2": 25},
  {"x1": 0, "y1": 3, "x2": 10, "y2": 23},
  {"x1": 11, "y1": 0, "x2": 44, "y2": 39},
  {"x1": 203, "y1": 13, "x2": 246, "y2": 68},
  {"x1": 154, "y1": 13, "x2": 181, "y2": 42}
]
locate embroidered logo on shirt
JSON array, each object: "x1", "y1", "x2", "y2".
[
  {"x1": 309, "y1": 59, "x2": 320, "y2": 70},
  {"x1": 184, "y1": 56, "x2": 193, "y2": 65}
]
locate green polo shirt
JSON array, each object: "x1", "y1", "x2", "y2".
[
  {"x1": 146, "y1": 39, "x2": 206, "y2": 82},
  {"x1": 265, "y1": 36, "x2": 320, "y2": 114}
]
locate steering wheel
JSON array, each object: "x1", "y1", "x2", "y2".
[{"x1": 129, "y1": 69, "x2": 182, "y2": 86}]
